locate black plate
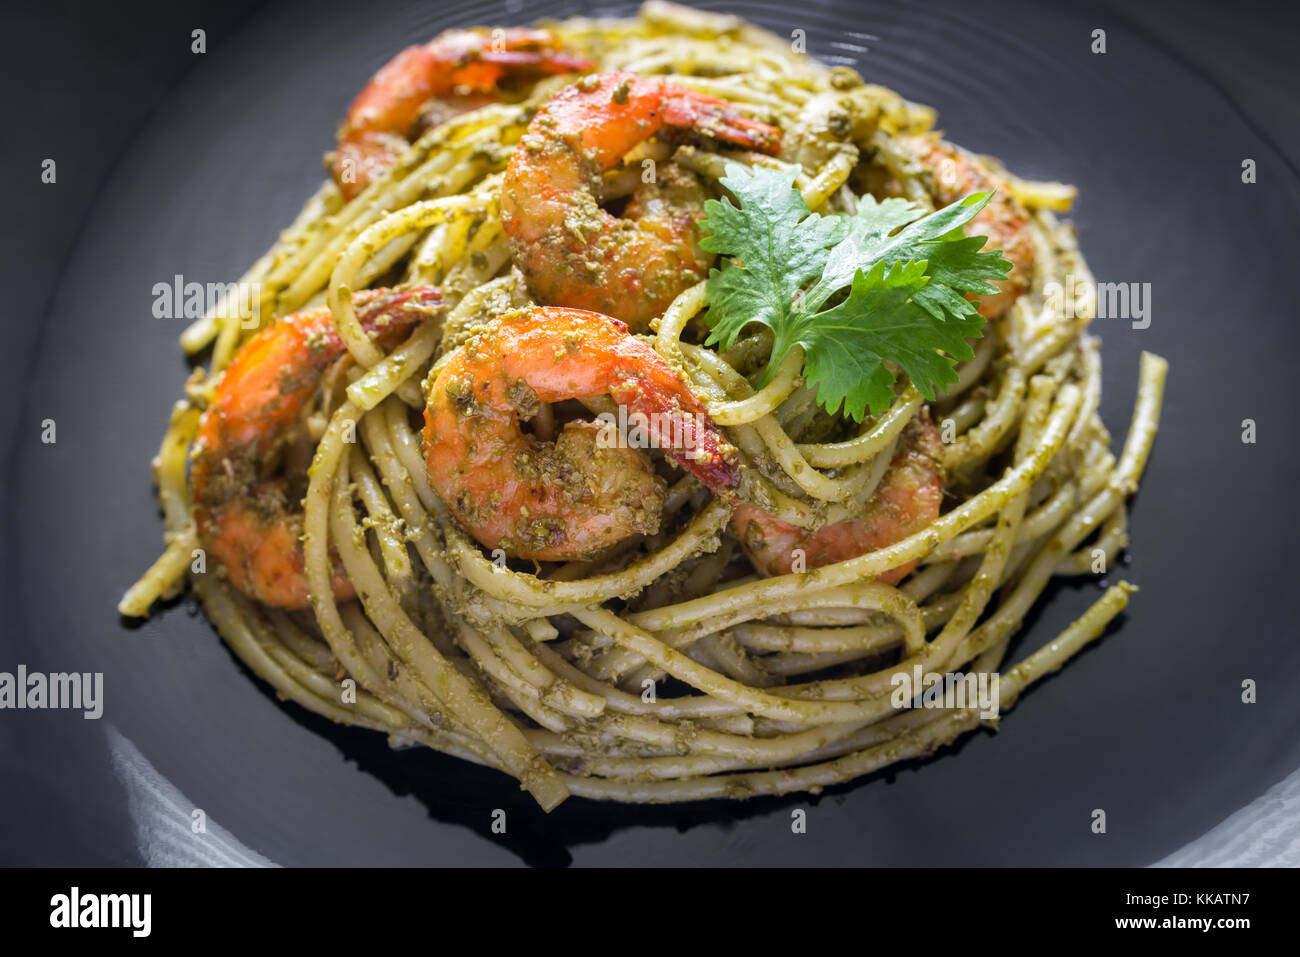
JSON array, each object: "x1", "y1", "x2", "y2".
[{"x1": 5, "y1": 0, "x2": 1300, "y2": 866}]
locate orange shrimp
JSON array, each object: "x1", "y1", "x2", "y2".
[
  {"x1": 330, "y1": 28, "x2": 594, "y2": 200},
  {"x1": 192, "y1": 288, "x2": 441, "y2": 608},
  {"x1": 732, "y1": 413, "x2": 944, "y2": 583},
  {"x1": 501, "y1": 71, "x2": 783, "y2": 331},
  {"x1": 899, "y1": 135, "x2": 1035, "y2": 318},
  {"x1": 423, "y1": 306, "x2": 739, "y2": 561}
]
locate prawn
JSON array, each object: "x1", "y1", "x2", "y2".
[
  {"x1": 732, "y1": 413, "x2": 944, "y2": 584},
  {"x1": 330, "y1": 28, "x2": 594, "y2": 200},
  {"x1": 501, "y1": 71, "x2": 783, "y2": 331},
  {"x1": 192, "y1": 287, "x2": 442, "y2": 608},
  {"x1": 423, "y1": 306, "x2": 739, "y2": 561}
]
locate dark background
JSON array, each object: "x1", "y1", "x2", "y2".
[{"x1": 1, "y1": 0, "x2": 1297, "y2": 866}]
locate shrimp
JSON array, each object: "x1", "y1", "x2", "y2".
[
  {"x1": 902, "y1": 135, "x2": 1035, "y2": 318},
  {"x1": 732, "y1": 413, "x2": 944, "y2": 584},
  {"x1": 501, "y1": 71, "x2": 783, "y2": 331},
  {"x1": 423, "y1": 306, "x2": 739, "y2": 561},
  {"x1": 192, "y1": 287, "x2": 442, "y2": 608},
  {"x1": 330, "y1": 28, "x2": 594, "y2": 200}
]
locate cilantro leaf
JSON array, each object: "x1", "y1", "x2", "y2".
[
  {"x1": 800, "y1": 261, "x2": 986, "y2": 420},
  {"x1": 700, "y1": 162, "x2": 1012, "y2": 421},
  {"x1": 699, "y1": 164, "x2": 845, "y2": 352},
  {"x1": 812, "y1": 191, "x2": 1010, "y2": 323}
]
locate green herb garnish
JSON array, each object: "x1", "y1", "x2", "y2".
[{"x1": 700, "y1": 162, "x2": 1012, "y2": 421}]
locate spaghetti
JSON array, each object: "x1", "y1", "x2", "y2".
[{"x1": 121, "y1": 2, "x2": 1166, "y2": 810}]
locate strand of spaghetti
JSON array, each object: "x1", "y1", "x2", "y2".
[
  {"x1": 264, "y1": 609, "x2": 339, "y2": 673},
  {"x1": 467, "y1": 619, "x2": 608, "y2": 720},
  {"x1": 378, "y1": 395, "x2": 446, "y2": 517},
  {"x1": 117, "y1": 527, "x2": 195, "y2": 617},
  {"x1": 818, "y1": 432, "x2": 900, "y2": 525},
  {"x1": 801, "y1": 146, "x2": 858, "y2": 210},
  {"x1": 649, "y1": 580, "x2": 925, "y2": 650},
  {"x1": 797, "y1": 384, "x2": 923, "y2": 468},
  {"x1": 449, "y1": 498, "x2": 733, "y2": 611},
  {"x1": 655, "y1": 75, "x2": 796, "y2": 110},
  {"x1": 921, "y1": 480, "x2": 1078, "y2": 564},
  {"x1": 941, "y1": 392, "x2": 986, "y2": 435},
  {"x1": 941, "y1": 364, "x2": 1027, "y2": 470},
  {"x1": 117, "y1": 403, "x2": 200, "y2": 615},
  {"x1": 353, "y1": 234, "x2": 422, "y2": 289},
  {"x1": 155, "y1": 403, "x2": 199, "y2": 528},
  {"x1": 329, "y1": 196, "x2": 489, "y2": 368},
  {"x1": 439, "y1": 215, "x2": 512, "y2": 299},
  {"x1": 302, "y1": 445, "x2": 404, "y2": 700},
  {"x1": 936, "y1": 333, "x2": 1000, "y2": 408},
  {"x1": 525, "y1": 639, "x2": 749, "y2": 719},
  {"x1": 347, "y1": 446, "x2": 412, "y2": 589},
  {"x1": 1019, "y1": 307, "x2": 1089, "y2": 376},
  {"x1": 751, "y1": 410, "x2": 877, "y2": 502},
  {"x1": 652, "y1": 279, "x2": 707, "y2": 367},
  {"x1": 694, "y1": 633, "x2": 775, "y2": 686},
  {"x1": 405, "y1": 220, "x2": 455, "y2": 284},
  {"x1": 733, "y1": 593, "x2": 961, "y2": 653},
  {"x1": 345, "y1": 317, "x2": 442, "y2": 412},
  {"x1": 1057, "y1": 504, "x2": 1127, "y2": 575},
  {"x1": 998, "y1": 582, "x2": 1135, "y2": 707},
  {"x1": 708, "y1": 349, "x2": 803, "y2": 425},
  {"x1": 1115, "y1": 352, "x2": 1167, "y2": 485}
]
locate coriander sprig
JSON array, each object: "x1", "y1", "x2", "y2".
[{"x1": 700, "y1": 162, "x2": 1011, "y2": 421}]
